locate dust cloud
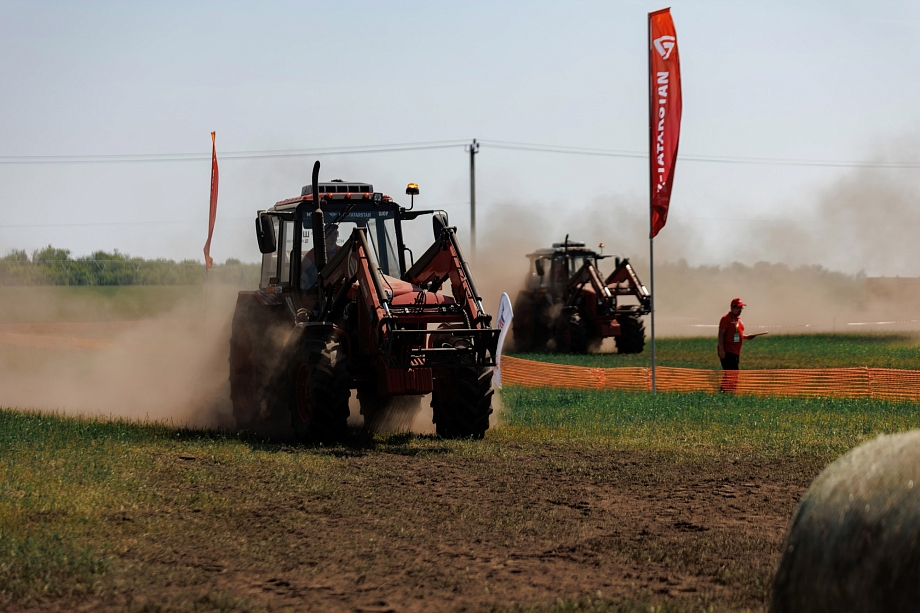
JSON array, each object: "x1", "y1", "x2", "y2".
[
  {"x1": 0, "y1": 287, "x2": 238, "y2": 428},
  {"x1": 0, "y1": 285, "x2": 493, "y2": 435}
]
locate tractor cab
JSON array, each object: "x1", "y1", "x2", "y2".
[
  {"x1": 525, "y1": 240, "x2": 605, "y2": 299},
  {"x1": 257, "y1": 182, "x2": 403, "y2": 293}
]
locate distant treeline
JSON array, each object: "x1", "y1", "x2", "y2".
[{"x1": 0, "y1": 246, "x2": 260, "y2": 286}]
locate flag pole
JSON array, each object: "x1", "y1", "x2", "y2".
[{"x1": 647, "y1": 13, "x2": 657, "y2": 394}]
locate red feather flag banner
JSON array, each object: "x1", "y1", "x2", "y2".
[
  {"x1": 203, "y1": 131, "x2": 219, "y2": 269},
  {"x1": 648, "y1": 8, "x2": 681, "y2": 238},
  {"x1": 647, "y1": 8, "x2": 681, "y2": 393}
]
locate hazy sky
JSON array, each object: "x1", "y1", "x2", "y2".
[{"x1": 1, "y1": 1, "x2": 919, "y2": 274}]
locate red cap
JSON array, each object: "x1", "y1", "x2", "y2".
[{"x1": 731, "y1": 298, "x2": 746, "y2": 308}]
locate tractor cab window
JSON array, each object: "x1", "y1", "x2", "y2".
[
  {"x1": 277, "y1": 207, "x2": 401, "y2": 289},
  {"x1": 299, "y1": 221, "x2": 361, "y2": 289},
  {"x1": 280, "y1": 220, "x2": 295, "y2": 287},
  {"x1": 366, "y1": 217, "x2": 399, "y2": 277},
  {"x1": 568, "y1": 255, "x2": 587, "y2": 276},
  {"x1": 551, "y1": 255, "x2": 569, "y2": 294},
  {"x1": 259, "y1": 216, "x2": 281, "y2": 289}
]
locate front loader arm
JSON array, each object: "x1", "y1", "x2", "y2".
[
  {"x1": 404, "y1": 227, "x2": 490, "y2": 328},
  {"x1": 565, "y1": 263, "x2": 612, "y2": 307},
  {"x1": 319, "y1": 227, "x2": 393, "y2": 338},
  {"x1": 604, "y1": 258, "x2": 651, "y2": 311}
]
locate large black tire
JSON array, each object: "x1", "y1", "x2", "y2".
[
  {"x1": 431, "y1": 367, "x2": 493, "y2": 439},
  {"x1": 229, "y1": 317, "x2": 261, "y2": 428},
  {"x1": 615, "y1": 315, "x2": 646, "y2": 354},
  {"x1": 229, "y1": 304, "x2": 286, "y2": 435},
  {"x1": 357, "y1": 386, "x2": 423, "y2": 432},
  {"x1": 555, "y1": 312, "x2": 588, "y2": 354},
  {"x1": 511, "y1": 292, "x2": 536, "y2": 352},
  {"x1": 289, "y1": 338, "x2": 350, "y2": 443}
]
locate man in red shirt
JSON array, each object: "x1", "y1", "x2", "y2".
[{"x1": 718, "y1": 298, "x2": 761, "y2": 391}]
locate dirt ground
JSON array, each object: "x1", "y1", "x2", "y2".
[{"x1": 12, "y1": 442, "x2": 818, "y2": 613}]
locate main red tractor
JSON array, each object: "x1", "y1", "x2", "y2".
[
  {"x1": 512, "y1": 237, "x2": 651, "y2": 354},
  {"x1": 229, "y1": 162, "x2": 499, "y2": 442}
]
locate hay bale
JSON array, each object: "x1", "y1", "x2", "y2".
[{"x1": 770, "y1": 430, "x2": 920, "y2": 613}]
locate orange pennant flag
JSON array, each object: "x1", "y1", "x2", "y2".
[{"x1": 203, "y1": 131, "x2": 219, "y2": 269}]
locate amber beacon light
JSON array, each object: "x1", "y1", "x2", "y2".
[{"x1": 405, "y1": 182, "x2": 419, "y2": 208}]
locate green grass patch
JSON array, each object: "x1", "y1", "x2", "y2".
[
  {"x1": 0, "y1": 528, "x2": 109, "y2": 599},
  {"x1": 512, "y1": 333, "x2": 920, "y2": 370},
  {"x1": 498, "y1": 386, "x2": 920, "y2": 459}
]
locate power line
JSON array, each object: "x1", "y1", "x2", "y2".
[
  {"x1": 0, "y1": 138, "x2": 917, "y2": 168},
  {"x1": 483, "y1": 140, "x2": 646, "y2": 159},
  {"x1": 0, "y1": 217, "x2": 252, "y2": 228},
  {"x1": 0, "y1": 140, "x2": 470, "y2": 165},
  {"x1": 480, "y1": 139, "x2": 920, "y2": 169}
]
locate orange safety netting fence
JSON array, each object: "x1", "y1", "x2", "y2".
[{"x1": 500, "y1": 356, "x2": 920, "y2": 402}]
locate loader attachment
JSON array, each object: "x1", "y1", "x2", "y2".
[
  {"x1": 385, "y1": 327, "x2": 500, "y2": 368},
  {"x1": 604, "y1": 258, "x2": 651, "y2": 313},
  {"x1": 565, "y1": 262, "x2": 612, "y2": 307},
  {"x1": 319, "y1": 225, "x2": 499, "y2": 370}
]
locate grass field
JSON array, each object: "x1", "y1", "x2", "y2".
[
  {"x1": 500, "y1": 387, "x2": 919, "y2": 456},
  {"x1": 3, "y1": 385, "x2": 918, "y2": 612},
  {"x1": 513, "y1": 333, "x2": 920, "y2": 370}
]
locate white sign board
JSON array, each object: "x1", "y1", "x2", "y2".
[{"x1": 493, "y1": 292, "x2": 513, "y2": 388}]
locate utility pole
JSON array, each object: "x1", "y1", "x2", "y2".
[{"x1": 466, "y1": 138, "x2": 479, "y2": 258}]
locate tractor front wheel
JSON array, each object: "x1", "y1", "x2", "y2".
[
  {"x1": 431, "y1": 367, "x2": 493, "y2": 439},
  {"x1": 615, "y1": 315, "x2": 646, "y2": 354},
  {"x1": 289, "y1": 339, "x2": 350, "y2": 443}
]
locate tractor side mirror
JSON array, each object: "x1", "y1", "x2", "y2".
[
  {"x1": 432, "y1": 213, "x2": 449, "y2": 241},
  {"x1": 534, "y1": 259, "x2": 545, "y2": 277},
  {"x1": 255, "y1": 214, "x2": 276, "y2": 254}
]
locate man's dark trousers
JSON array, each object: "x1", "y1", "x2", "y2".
[
  {"x1": 720, "y1": 352, "x2": 740, "y2": 371},
  {"x1": 720, "y1": 352, "x2": 740, "y2": 392}
]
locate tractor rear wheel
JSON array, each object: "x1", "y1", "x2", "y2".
[
  {"x1": 289, "y1": 339, "x2": 350, "y2": 443},
  {"x1": 431, "y1": 367, "x2": 493, "y2": 439},
  {"x1": 229, "y1": 320, "x2": 260, "y2": 428},
  {"x1": 615, "y1": 315, "x2": 646, "y2": 354},
  {"x1": 229, "y1": 307, "x2": 285, "y2": 434}
]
